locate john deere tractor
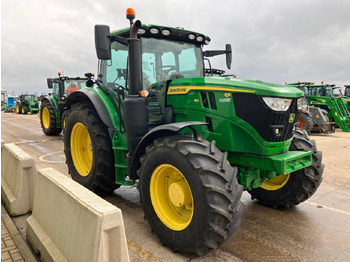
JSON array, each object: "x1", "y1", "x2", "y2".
[
  {"x1": 40, "y1": 73, "x2": 89, "y2": 135},
  {"x1": 305, "y1": 82, "x2": 350, "y2": 132},
  {"x1": 63, "y1": 9, "x2": 324, "y2": 256},
  {"x1": 287, "y1": 82, "x2": 336, "y2": 134},
  {"x1": 15, "y1": 94, "x2": 39, "y2": 114}
]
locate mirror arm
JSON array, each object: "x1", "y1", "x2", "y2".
[
  {"x1": 111, "y1": 35, "x2": 128, "y2": 46},
  {"x1": 203, "y1": 50, "x2": 226, "y2": 57}
]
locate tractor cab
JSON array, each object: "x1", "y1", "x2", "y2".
[{"x1": 48, "y1": 73, "x2": 89, "y2": 101}]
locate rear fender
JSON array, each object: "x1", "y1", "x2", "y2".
[
  {"x1": 41, "y1": 97, "x2": 56, "y2": 111},
  {"x1": 65, "y1": 89, "x2": 115, "y2": 139}
]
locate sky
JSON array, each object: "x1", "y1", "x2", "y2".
[{"x1": 1, "y1": 0, "x2": 350, "y2": 95}]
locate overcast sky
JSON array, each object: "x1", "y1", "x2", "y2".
[{"x1": 2, "y1": 0, "x2": 350, "y2": 95}]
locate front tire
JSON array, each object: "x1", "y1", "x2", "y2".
[
  {"x1": 248, "y1": 130, "x2": 324, "y2": 208},
  {"x1": 16, "y1": 104, "x2": 22, "y2": 114},
  {"x1": 64, "y1": 102, "x2": 119, "y2": 195},
  {"x1": 138, "y1": 135, "x2": 243, "y2": 256},
  {"x1": 40, "y1": 100, "x2": 62, "y2": 135},
  {"x1": 61, "y1": 109, "x2": 71, "y2": 134}
]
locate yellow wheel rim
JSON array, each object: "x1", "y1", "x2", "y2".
[
  {"x1": 16, "y1": 105, "x2": 19, "y2": 113},
  {"x1": 42, "y1": 107, "x2": 50, "y2": 129},
  {"x1": 22, "y1": 108, "x2": 25, "y2": 114},
  {"x1": 70, "y1": 123, "x2": 93, "y2": 177},
  {"x1": 150, "y1": 164, "x2": 194, "y2": 231},
  {"x1": 260, "y1": 173, "x2": 290, "y2": 191}
]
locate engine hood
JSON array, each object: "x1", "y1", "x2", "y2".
[{"x1": 168, "y1": 77, "x2": 304, "y2": 98}]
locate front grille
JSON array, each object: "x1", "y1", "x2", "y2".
[{"x1": 232, "y1": 94, "x2": 298, "y2": 142}]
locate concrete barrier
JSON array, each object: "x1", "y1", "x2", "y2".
[
  {"x1": 26, "y1": 168, "x2": 129, "y2": 262},
  {"x1": 1, "y1": 142, "x2": 36, "y2": 216}
]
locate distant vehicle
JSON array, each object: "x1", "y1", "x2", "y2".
[
  {"x1": 16, "y1": 94, "x2": 39, "y2": 114},
  {"x1": 40, "y1": 72, "x2": 90, "y2": 135},
  {"x1": 288, "y1": 82, "x2": 349, "y2": 133},
  {"x1": 4, "y1": 96, "x2": 19, "y2": 113},
  {"x1": 1, "y1": 89, "x2": 8, "y2": 111}
]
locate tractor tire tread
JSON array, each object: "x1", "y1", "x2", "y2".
[
  {"x1": 64, "y1": 102, "x2": 118, "y2": 195},
  {"x1": 248, "y1": 129, "x2": 324, "y2": 208},
  {"x1": 138, "y1": 135, "x2": 244, "y2": 256},
  {"x1": 40, "y1": 100, "x2": 62, "y2": 135}
]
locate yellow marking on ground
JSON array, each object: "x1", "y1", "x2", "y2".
[
  {"x1": 12, "y1": 138, "x2": 62, "y2": 145},
  {"x1": 305, "y1": 201, "x2": 350, "y2": 216},
  {"x1": 127, "y1": 238, "x2": 159, "y2": 262}
]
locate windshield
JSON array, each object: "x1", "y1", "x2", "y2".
[
  {"x1": 65, "y1": 80, "x2": 87, "y2": 94},
  {"x1": 308, "y1": 86, "x2": 333, "y2": 96},
  {"x1": 99, "y1": 38, "x2": 204, "y2": 91},
  {"x1": 332, "y1": 88, "x2": 342, "y2": 96},
  {"x1": 24, "y1": 95, "x2": 34, "y2": 100},
  {"x1": 345, "y1": 88, "x2": 350, "y2": 96},
  {"x1": 141, "y1": 38, "x2": 204, "y2": 88}
]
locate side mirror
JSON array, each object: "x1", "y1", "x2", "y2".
[
  {"x1": 47, "y1": 78, "x2": 53, "y2": 89},
  {"x1": 86, "y1": 79, "x2": 94, "y2": 87},
  {"x1": 226, "y1": 44, "x2": 232, "y2": 70},
  {"x1": 95, "y1": 25, "x2": 111, "y2": 60}
]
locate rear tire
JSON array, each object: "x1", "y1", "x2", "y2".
[
  {"x1": 22, "y1": 106, "x2": 29, "y2": 114},
  {"x1": 40, "y1": 100, "x2": 62, "y2": 135},
  {"x1": 138, "y1": 135, "x2": 244, "y2": 256},
  {"x1": 248, "y1": 129, "x2": 324, "y2": 208},
  {"x1": 298, "y1": 113, "x2": 313, "y2": 134},
  {"x1": 64, "y1": 102, "x2": 119, "y2": 195}
]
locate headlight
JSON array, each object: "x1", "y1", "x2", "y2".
[
  {"x1": 297, "y1": 98, "x2": 304, "y2": 110},
  {"x1": 262, "y1": 97, "x2": 292, "y2": 111}
]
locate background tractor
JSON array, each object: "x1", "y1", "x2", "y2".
[
  {"x1": 15, "y1": 94, "x2": 39, "y2": 114},
  {"x1": 40, "y1": 73, "x2": 89, "y2": 135},
  {"x1": 63, "y1": 9, "x2": 324, "y2": 256},
  {"x1": 287, "y1": 82, "x2": 336, "y2": 134},
  {"x1": 305, "y1": 82, "x2": 350, "y2": 132}
]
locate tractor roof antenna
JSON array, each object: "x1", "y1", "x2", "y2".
[{"x1": 126, "y1": 8, "x2": 136, "y2": 32}]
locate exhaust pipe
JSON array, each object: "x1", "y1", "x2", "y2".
[
  {"x1": 128, "y1": 20, "x2": 142, "y2": 95},
  {"x1": 123, "y1": 19, "x2": 149, "y2": 158}
]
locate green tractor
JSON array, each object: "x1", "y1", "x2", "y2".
[
  {"x1": 342, "y1": 85, "x2": 350, "y2": 111},
  {"x1": 287, "y1": 82, "x2": 336, "y2": 134},
  {"x1": 63, "y1": 9, "x2": 324, "y2": 256},
  {"x1": 40, "y1": 73, "x2": 89, "y2": 135},
  {"x1": 15, "y1": 94, "x2": 39, "y2": 115},
  {"x1": 305, "y1": 82, "x2": 350, "y2": 132}
]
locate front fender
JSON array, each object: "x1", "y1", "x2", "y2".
[{"x1": 129, "y1": 121, "x2": 208, "y2": 180}]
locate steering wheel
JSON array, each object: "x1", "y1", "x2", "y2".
[{"x1": 155, "y1": 65, "x2": 177, "y2": 75}]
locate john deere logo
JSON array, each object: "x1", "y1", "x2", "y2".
[
  {"x1": 224, "y1": 93, "x2": 231, "y2": 98},
  {"x1": 288, "y1": 113, "x2": 295, "y2": 123}
]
